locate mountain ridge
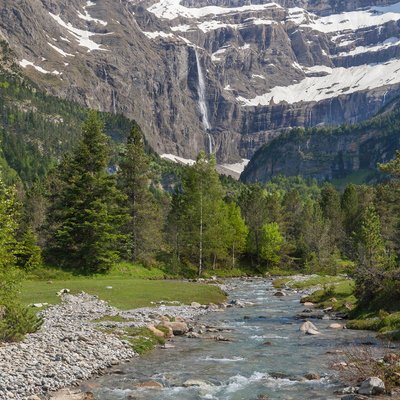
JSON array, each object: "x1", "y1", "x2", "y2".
[{"x1": 1, "y1": 0, "x2": 400, "y2": 164}]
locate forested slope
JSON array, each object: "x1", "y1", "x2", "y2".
[
  {"x1": 0, "y1": 49, "x2": 132, "y2": 185},
  {"x1": 241, "y1": 99, "x2": 400, "y2": 184}
]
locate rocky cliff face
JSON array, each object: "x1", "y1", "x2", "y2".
[
  {"x1": 240, "y1": 100, "x2": 400, "y2": 182},
  {"x1": 1, "y1": 0, "x2": 400, "y2": 163}
]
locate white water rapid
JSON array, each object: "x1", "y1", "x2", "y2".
[{"x1": 195, "y1": 49, "x2": 213, "y2": 154}]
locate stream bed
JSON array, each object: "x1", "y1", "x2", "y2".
[{"x1": 81, "y1": 279, "x2": 382, "y2": 399}]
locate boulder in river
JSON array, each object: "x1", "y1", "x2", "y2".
[
  {"x1": 304, "y1": 372, "x2": 320, "y2": 380},
  {"x1": 357, "y1": 377, "x2": 385, "y2": 395},
  {"x1": 274, "y1": 291, "x2": 286, "y2": 297},
  {"x1": 306, "y1": 328, "x2": 321, "y2": 335},
  {"x1": 329, "y1": 323, "x2": 344, "y2": 329},
  {"x1": 183, "y1": 379, "x2": 212, "y2": 390},
  {"x1": 135, "y1": 381, "x2": 163, "y2": 389},
  {"x1": 146, "y1": 324, "x2": 165, "y2": 338},
  {"x1": 162, "y1": 321, "x2": 188, "y2": 335},
  {"x1": 299, "y1": 321, "x2": 317, "y2": 333}
]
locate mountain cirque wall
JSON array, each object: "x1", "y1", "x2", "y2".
[
  {"x1": 240, "y1": 101, "x2": 400, "y2": 183},
  {"x1": 1, "y1": 0, "x2": 400, "y2": 162}
]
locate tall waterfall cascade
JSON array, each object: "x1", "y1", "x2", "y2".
[{"x1": 195, "y1": 49, "x2": 213, "y2": 154}]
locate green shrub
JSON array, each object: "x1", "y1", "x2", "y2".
[
  {"x1": 346, "y1": 318, "x2": 381, "y2": 331},
  {"x1": 0, "y1": 302, "x2": 42, "y2": 342}
]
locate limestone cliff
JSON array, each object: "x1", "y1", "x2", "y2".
[{"x1": 1, "y1": 0, "x2": 400, "y2": 163}]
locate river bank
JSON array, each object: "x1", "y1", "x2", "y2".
[
  {"x1": 78, "y1": 277, "x2": 398, "y2": 399},
  {"x1": 0, "y1": 283, "x2": 229, "y2": 400},
  {"x1": 2, "y1": 277, "x2": 398, "y2": 399}
]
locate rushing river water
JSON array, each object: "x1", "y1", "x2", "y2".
[{"x1": 82, "y1": 279, "x2": 382, "y2": 399}]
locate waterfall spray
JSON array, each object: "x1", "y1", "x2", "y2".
[{"x1": 195, "y1": 49, "x2": 213, "y2": 154}]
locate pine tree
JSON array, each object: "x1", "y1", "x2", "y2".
[
  {"x1": 341, "y1": 184, "x2": 359, "y2": 236},
  {"x1": 118, "y1": 124, "x2": 162, "y2": 263},
  {"x1": 45, "y1": 112, "x2": 128, "y2": 273},
  {"x1": 0, "y1": 172, "x2": 41, "y2": 342},
  {"x1": 319, "y1": 183, "x2": 343, "y2": 247},
  {"x1": 377, "y1": 152, "x2": 400, "y2": 259},
  {"x1": 0, "y1": 174, "x2": 19, "y2": 303},
  {"x1": 238, "y1": 184, "x2": 270, "y2": 266},
  {"x1": 354, "y1": 205, "x2": 388, "y2": 303},
  {"x1": 15, "y1": 227, "x2": 42, "y2": 271}
]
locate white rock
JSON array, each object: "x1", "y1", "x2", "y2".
[
  {"x1": 306, "y1": 328, "x2": 321, "y2": 335},
  {"x1": 329, "y1": 323, "x2": 343, "y2": 329},
  {"x1": 300, "y1": 321, "x2": 317, "y2": 333},
  {"x1": 358, "y1": 376, "x2": 385, "y2": 395}
]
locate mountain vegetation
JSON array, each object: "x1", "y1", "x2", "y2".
[
  {"x1": 0, "y1": 69, "x2": 399, "y2": 342},
  {"x1": 241, "y1": 99, "x2": 400, "y2": 184}
]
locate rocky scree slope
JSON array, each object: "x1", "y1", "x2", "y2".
[{"x1": 1, "y1": 0, "x2": 400, "y2": 164}]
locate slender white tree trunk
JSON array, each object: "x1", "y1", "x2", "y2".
[{"x1": 199, "y1": 179, "x2": 203, "y2": 276}]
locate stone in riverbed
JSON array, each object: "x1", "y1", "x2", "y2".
[
  {"x1": 274, "y1": 291, "x2": 286, "y2": 297},
  {"x1": 135, "y1": 381, "x2": 163, "y2": 389},
  {"x1": 306, "y1": 328, "x2": 321, "y2": 335},
  {"x1": 191, "y1": 302, "x2": 201, "y2": 308},
  {"x1": 214, "y1": 335, "x2": 233, "y2": 342},
  {"x1": 303, "y1": 302, "x2": 315, "y2": 307},
  {"x1": 357, "y1": 377, "x2": 385, "y2": 395},
  {"x1": 304, "y1": 372, "x2": 320, "y2": 380},
  {"x1": 299, "y1": 321, "x2": 317, "y2": 333},
  {"x1": 146, "y1": 324, "x2": 165, "y2": 338},
  {"x1": 183, "y1": 379, "x2": 212, "y2": 390},
  {"x1": 329, "y1": 323, "x2": 344, "y2": 329},
  {"x1": 186, "y1": 332, "x2": 201, "y2": 338},
  {"x1": 161, "y1": 321, "x2": 188, "y2": 335}
]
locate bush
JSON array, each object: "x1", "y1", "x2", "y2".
[{"x1": 0, "y1": 302, "x2": 42, "y2": 342}]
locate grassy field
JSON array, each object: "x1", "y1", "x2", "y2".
[
  {"x1": 20, "y1": 278, "x2": 226, "y2": 309},
  {"x1": 20, "y1": 262, "x2": 226, "y2": 309}
]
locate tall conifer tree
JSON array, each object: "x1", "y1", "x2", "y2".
[
  {"x1": 45, "y1": 112, "x2": 128, "y2": 273},
  {"x1": 118, "y1": 124, "x2": 162, "y2": 262}
]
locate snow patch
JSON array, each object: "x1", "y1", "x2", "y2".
[
  {"x1": 143, "y1": 31, "x2": 175, "y2": 39},
  {"x1": 161, "y1": 154, "x2": 196, "y2": 165},
  {"x1": 148, "y1": 0, "x2": 281, "y2": 20},
  {"x1": 237, "y1": 59, "x2": 400, "y2": 105},
  {"x1": 171, "y1": 24, "x2": 192, "y2": 32},
  {"x1": 19, "y1": 59, "x2": 61, "y2": 76},
  {"x1": 47, "y1": 42, "x2": 75, "y2": 57},
  {"x1": 78, "y1": 0, "x2": 107, "y2": 26},
  {"x1": 239, "y1": 43, "x2": 251, "y2": 50},
  {"x1": 77, "y1": 10, "x2": 107, "y2": 26},
  {"x1": 212, "y1": 47, "x2": 227, "y2": 61},
  {"x1": 221, "y1": 159, "x2": 250, "y2": 174},
  {"x1": 334, "y1": 36, "x2": 400, "y2": 57},
  {"x1": 49, "y1": 12, "x2": 109, "y2": 52},
  {"x1": 304, "y1": 2, "x2": 400, "y2": 33}
]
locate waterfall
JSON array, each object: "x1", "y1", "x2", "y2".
[
  {"x1": 112, "y1": 89, "x2": 117, "y2": 114},
  {"x1": 382, "y1": 90, "x2": 388, "y2": 106},
  {"x1": 194, "y1": 49, "x2": 213, "y2": 154}
]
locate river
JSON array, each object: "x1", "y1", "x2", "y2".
[{"x1": 81, "y1": 278, "x2": 381, "y2": 399}]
